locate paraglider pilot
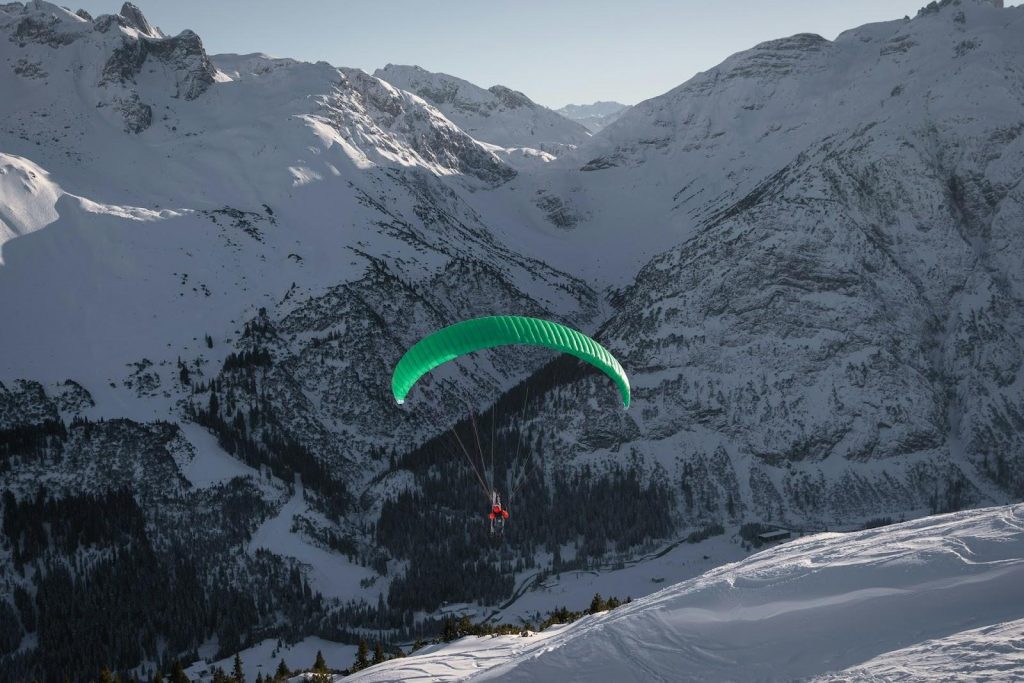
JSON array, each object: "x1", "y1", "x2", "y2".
[{"x1": 488, "y1": 490, "x2": 510, "y2": 532}]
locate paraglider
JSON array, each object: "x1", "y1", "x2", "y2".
[{"x1": 391, "y1": 315, "x2": 630, "y2": 532}]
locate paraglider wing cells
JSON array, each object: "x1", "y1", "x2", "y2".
[{"x1": 391, "y1": 316, "x2": 630, "y2": 407}]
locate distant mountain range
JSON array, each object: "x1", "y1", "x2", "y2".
[{"x1": 556, "y1": 101, "x2": 631, "y2": 132}]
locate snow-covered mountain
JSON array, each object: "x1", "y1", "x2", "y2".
[
  {"x1": 486, "y1": 0, "x2": 1024, "y2": 528},
  {"x1": 373, "y1": 64, "x2": 591, "y2": 156},
  {"x1": 1, "y1": 0, "x2": 1023, "y2": 679},
  {"x1": 0, "y1": 2, "x2": 598, "y2": 678},
  {"x1": 344, "y1": 504, "x2": 1024, "y2": 682},
  {"x1": 556, "y1": 101, "x2": 630, "y2": 133},
  {"x1": 0, "y1": 0, "x2": 598, "y2": 400}
]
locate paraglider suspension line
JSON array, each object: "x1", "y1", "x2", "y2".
[
  {"x1": 469, "y1": 409, "x2": 491, "y2": 491},
  {"x1": 489, "y1": 404, "x2": 496, "y2": 491},
  {"x1": 508, "y1": 386, "x2": 532, "y2": 499},
  {"x1": 449, "y1": 424, "x2": 491, "y2": 500}
]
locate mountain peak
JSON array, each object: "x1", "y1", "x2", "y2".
[
  {"x1": 380, "y1": 62, "x2": 427, "y2": 74},
  {"x1": 118, "y1": 1, "x2": 160, "y2": 38},
  {"x1": 486, "y1": 84, "x2": 534, "y2": 109},
  {"x1": 750, "y1": 32, "x2": 829, "y2": 52},
  {"x1": 918, "y1": 0, "x2": 1004, "y2": 16}
]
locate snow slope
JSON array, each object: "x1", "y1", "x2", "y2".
[
  {"x1": 248, "y1": 481, "x2": 378, "y2": 601},
  {"x1": 187, "y1": 637, "x2": 356, "y2": 683},
  {"x1": 483, "y1": 531, "x2": 748, "y2": 628},
  {"x1": 810, "y1": 617, "x2": 1024, "y2": 681},
  {"x1": 346, "y1": 504, "x2": 1024, "y2": 682},
  {"x1": 0, "y1": 153, "x2": 60, "y2": 261}
]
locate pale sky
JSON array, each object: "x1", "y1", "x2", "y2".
[{"x1": 71, "y1": 0, "x2": 1015, "y2": 108}]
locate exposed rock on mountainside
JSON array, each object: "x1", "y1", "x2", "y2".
[
  {"x1": 374, "y1": 64, "x2": 591, "y2": 154},
  {"x1": 117, "y1": 1, "x2": 160, "y2": 37},
  {"x1": 3, "y1": 0, "x2": 215, "y2": 132},
  {"x1": 101, "y1": 27, "x2": 215, "y2": 102},
  {"x1": 327, "y1": 68, "x2": 516, "y2": 185},
  {"x1": 538, "y1": 0, "x2": 1024, "y2": 523}
]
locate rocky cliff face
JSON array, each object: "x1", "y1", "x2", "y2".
[
  {"x1": 533, "y1": 0, "x2": 1024, "y2": 523},
  {"x1": 2, "y1": 1, "x2": 216, "y2": 132},
  {"x1": 327, "y1": 67, "x2": 516, "y2": 184}
]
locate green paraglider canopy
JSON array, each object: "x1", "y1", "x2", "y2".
[{"x1": 391, "y1": 315, "x2": 630, "y2": 408}]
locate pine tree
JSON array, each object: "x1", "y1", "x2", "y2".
[
  {"x1": 372, "y1": 641, "x2": 385, "y2": 665},
  {"x1": 208, "y1": 391, "x2": 219, "y2": 417},
  {"x1": 99, "y1": 669, "x2": 114, "y2": 683},
  {"x1": 589, "y1": 593, "x2": 607, "y2": 614},
  {"x1": 152, "y1": 671, "x2": 164, "y2": 683},
  {"x1": 232, "y1": 653, "x2": 245, "y2": 683},
  {"x1": 274, "y1": 659, "x2": 289, "y2": 681},
  {"x1": 313, "y1": 650, "x2": 327, "y2": 673},
  {"x1": 170, "y1": 660, "x2": 189, "y2": 683},
  {"x1": 442, "y1": 618, "x2": 458, "y2": 642},
  {"x1": 354, "y1": 638, "x2": 369, "y2": 671}
]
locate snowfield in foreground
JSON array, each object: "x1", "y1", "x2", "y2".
[{"x1": 344, "y1": 504, "x2": 1024, "y2": 682}]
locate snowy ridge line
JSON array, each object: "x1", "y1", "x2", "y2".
[
  {"x1": 809, "y1": 616, "x2": 1024, "y2": 682},
  {"x1": 344, "y1": 504, "x2": 1024, "y2": 682},
  {"x1": 0, "y1": 151, "x2": 182, "y2": 261}
]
